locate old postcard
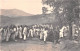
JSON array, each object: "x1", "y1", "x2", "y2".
[{"x1": 0, "y1": 0, "x2": 80, "y2": 51}]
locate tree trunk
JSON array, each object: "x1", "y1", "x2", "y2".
[{"x1": 69, "y1": 22, "x2": 73, "y2": 40}]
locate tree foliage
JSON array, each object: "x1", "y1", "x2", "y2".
[
  {"x1": 42, "y1": 7, "x2": 48, "y2": 14},
  {"x1": 42, "y1": 0, "x2": 79, "y2": 22},
  {"x1": 42, "y1": 0, "x2": 79, "y2": 39}
]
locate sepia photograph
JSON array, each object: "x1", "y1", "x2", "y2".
[{"x1": 0, "y1": 0, "x2": 80, "y2": 51}]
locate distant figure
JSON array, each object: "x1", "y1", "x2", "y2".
[
  {"x1": 40, "y1": 28, "x2": 44, "y2": 40},
  {"x1": 18, "y1": 26, "x2": 23, "y2": 39},
  {"x1": 1, "y1": 27, "x2": 5, "y2": 41},
  {"x1": 29, "y1": 29, "x2": 34, "y2": 38},
  {"x1": 59, "y1": 26, "x2": 67, "y2": 39},
  {"x1": 9, "y1": 25, "x2": 17, "y2": 41},
  {"x1": 36, "y1": 28, "x2": 40, "y2": 36},
  {"x1": 11, "y1": 26, "x2": 17, "y2": 41},
  {"x1": 47, "y1": 29, "x2": 54, "y2": 42},
  {"x1": 33, "y1": 28, "x2": 36, "y2": 35},
  {"x1": 59, "y1": 26, "x2": 65, "y2": 38},
  {"x1": 5, "y1": 27, "x2": 11, "y2": 41},
  {"x1": 43, "y1": 29, "x2": 48, "y2": 42},
  {"x1": 23, "y1": 26, "x2": 27, "y2": 40},
  {"x1": 54, "y1": 29, "x2": 59, "y2": 44},
  {"x1": 3, "y1": 27, "x2": 8, "y2": 41},
  {"x1": 0, "y1": 27, "x2": 3, "y2": 42}
]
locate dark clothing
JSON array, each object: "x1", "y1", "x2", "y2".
[
  {"x1": 54, "y1": 30, "x2": 59, "y2": 43},
  {"x1": 47, "y1": 30, "x2": 54, "y2": 42}
]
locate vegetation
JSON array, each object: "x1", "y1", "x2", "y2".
[{"x1": 42, "y1": 0, "x2": 80, "y2": 39}]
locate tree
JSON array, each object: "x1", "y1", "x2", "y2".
[
  {"x1": 42, "y1": 7, "x2": 48, "y2": 14},
  {"x1": 42, "y1": 7, "x2": 48, "y2": 17},
  {"x1": 42, "y1": 0, "x2": 79, "y2": 39}
]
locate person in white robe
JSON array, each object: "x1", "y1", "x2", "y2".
[
  {"x1": 23, "y1": 27, "x2": 27, "y2": 40},
  {"x1": 18, "y1": 26, "x2": 22, "y2": 39},
  {"x1": 43, "y1": 29, "x2": 48, "y2": 42}
]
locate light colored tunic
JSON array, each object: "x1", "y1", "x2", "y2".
[
  {"x1": 43, "y1": 30, "x2": 48, "y2": 41},
  {"x1": 23, "y1": 27, "x2": 27, "y2": 40}
]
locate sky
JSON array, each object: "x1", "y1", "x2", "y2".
[{"x1": 0, "y1": 0, "x2": 43, "y2": 15}]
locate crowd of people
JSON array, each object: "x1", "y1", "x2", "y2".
[{"x1": 0, "y1": 24, "x2": 69, "y2": 43}]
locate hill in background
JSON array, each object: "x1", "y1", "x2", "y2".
[
  {"x1": 0, "y1": 9, "x2": 56, "y2": 26},
  {"x1": 0, "y1": 9, "x2": 33, "y2": 17}
]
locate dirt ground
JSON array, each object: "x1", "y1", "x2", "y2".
[{"x1": 0, "y1": 38, "x2": 80, "y2": 51}]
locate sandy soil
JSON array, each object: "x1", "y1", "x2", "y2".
[{"x1": 0, "y1": 38, "x2": 80, "y2": 51}]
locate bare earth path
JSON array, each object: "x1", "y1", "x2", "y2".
[
  {"x1": 0, "y1": 38, "x2": 60, "y2": 51},
  {"x1": 0, "y1": 38, "x2": 80, "y2": 51}
]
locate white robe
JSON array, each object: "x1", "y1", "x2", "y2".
[
  {"x1": 59, "y1": 26, "x2": 65, "y2": 38},
  {"x1": 30, "y1": 29, "x2": 33, "y2": 37},
  {"x1": 23, "y1": 27, "x2": 27, "y2": 40},
  {"x1": 43, "y1": 30, "x2": 48, "y2": 41},
  {"x1": 19, "y1": 27, "x2": 22, "y2": 38},
  {"x1": 40, "y1": 31, "x2": 43, "y2": 39}
]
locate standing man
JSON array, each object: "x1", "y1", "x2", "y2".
[
  {"x1": 19, "y1": 26, "x2": 23, "y2": 39},
  {"x1": 54, "y1": 29, "x2": 59, "y2": 44},
  {"x1": 43, "y1": 28, "x2": 48, "y2": 43},
  {"x1": 23, "y1": 26, "x2": 27, "y2": 40}
]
